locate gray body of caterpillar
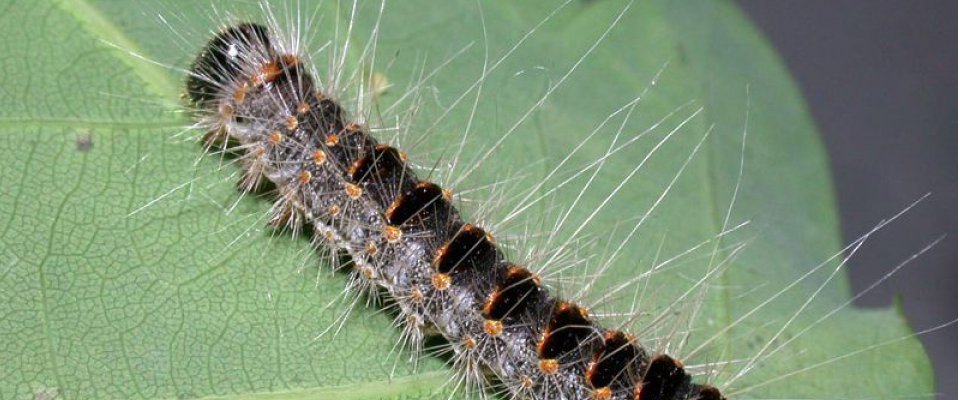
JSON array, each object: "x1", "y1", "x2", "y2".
[{"x1": 185, "y1": 23, "x2": 724, "y2": 400}]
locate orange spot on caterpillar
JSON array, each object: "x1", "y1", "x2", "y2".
[
  {"x1": 483, "y1": 319, "x2": 503, "y2": 337},
  {"x1": 519, "y1": 375, "x2": 534, "y2": 389},
  {"x1": 365, "y1": 241, "x2": 378, "y2": 255},
  {"x1": 313, "y1": 149, "x2": 327, "y2": 165},
  {"x1": 268, "y1": 131, "x2": 283, "y2": 145},
  {"x1": 431, "y1": 272, "x2": 452, "y2": 291},
  {"x1": 325, "y1": 134, "x2": 339, "y2": 147},
  {"x1": 384, "y1": 225, "x2": 402, "y2": 243},
  {"x1": 327, "y1": 204, "x2": 340, "y2": 216},
  {"x1": 344, "y1": 182, "x2": 363, "y2": 200},
  {"x1": 592, "y1": 387, "x2": 612, "y2": 400},
  {"x1": 298, "y1": 170, "x2": 312, "y2": 185},
  {"x1": 409, "y1": 288, "x2": 424, "y2": 304},
  {"x1": 252, "y1": 54, "x2": 302, "y2": 86},
  {"x1": 252, "y1": 61, "x2": 280, "y2": 86},
  {"x1": 346, "y1": 159, "x2": 362, "y2": 179},
  {"x1": 360, "y1": 266, "x2": 375, "y2": 280},
  {"x1": 538, "y1": 358, "x2": 559, "y2": 375},
  {"x1": 296, "y1": 101, "x2": 310, "y2": 114},
  {"x1": 462, "y1": 335, "x2": 477, "y2": 350},
  {"x1": 285, "y1": 115, "x2": 298, "y2": 131}
]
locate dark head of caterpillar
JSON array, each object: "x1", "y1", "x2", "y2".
[
  {"x1": 186, "y1": 22, "x2": 272, "y2": 107},
  {"x1": 185, "y1": 21, "x2": 728, "y2": 400}
]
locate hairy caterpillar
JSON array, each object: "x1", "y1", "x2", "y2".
[
  {"x1": 0, "y1": 1, "x2": 942, "y2": 399},
  {"x1": 174, "y1": 1, "x2": 938, "y2": 399},
  {"x1": 186, "y1": 17, "x2": 723, "y2": 400}
]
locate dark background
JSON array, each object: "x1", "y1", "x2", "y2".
[{"x1": 735, "y1": 1, "x2": 957, "y2": 398}]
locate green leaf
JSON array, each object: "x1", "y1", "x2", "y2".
[{"x1": 0, "y1": 1, "x2": 931, "y2": 399}]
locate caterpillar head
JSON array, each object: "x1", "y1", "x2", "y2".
[{"x1": 186, "y1": 22, "x2": 272, "y2": 107}]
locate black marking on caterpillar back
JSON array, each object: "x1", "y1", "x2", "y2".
[
  {"x1": 349, "y1": 145, "x2": 405, "y2": 183},
  {"x1": 482, "y1": 265, "x2": 543, "y2": 321},
  {"x1": 586, "y1": 331, "x2": 647, "y2": 395},
  {"x1": 348, "y1": 145, "x2": 414, "y2": 207},
  {"x1": 537, "y1": 301, "x2": 597, "y2": 362},
  {"x1": 636, "y1": 355, "x2": 689, "y2": 400},
  {"x1": 385, "y1": 181, "x2": 451, "y2": 227},
  {"x1": 433, "y1": 224, "x2": 497, "y2": 275}
]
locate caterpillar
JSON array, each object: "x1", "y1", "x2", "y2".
[
  {"x1": 185, "y1": 16, "x2": 726, "y2": 400},
  {"x1": 175, "y1": 1, "x2": 937, "y2": 400}
]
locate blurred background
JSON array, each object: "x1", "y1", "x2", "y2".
[{"x1": 735, "y1": 1, "x2": 957, "y2": 398}]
